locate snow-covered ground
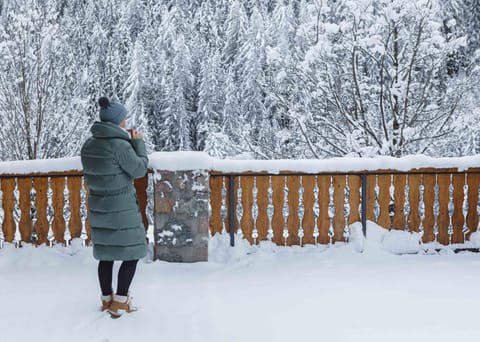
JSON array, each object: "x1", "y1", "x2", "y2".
[{"x1": 1, "y1": 222, "x2": 480, "y2": 342}]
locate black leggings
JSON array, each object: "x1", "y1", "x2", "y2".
[{"x1": 98, "y1": 260, "x2": 138, "y2": 297}]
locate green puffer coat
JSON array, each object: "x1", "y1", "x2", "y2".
[{"x1": 80, "y1": 121, "x2": 148, "y2": 261}]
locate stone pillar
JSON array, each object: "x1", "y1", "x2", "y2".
[{"x1": 154, "y1": 170, "x2": 209, "y2": 262}]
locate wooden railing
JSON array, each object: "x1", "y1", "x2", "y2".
[
  {"x1": 3, "y1": 165, "x2": 480, "y2": 249},
  {"x1": 209, "y1": 169, "x2": 480, "y2": 246},
  {"x1": 0, "y1": 171, "x2": 150, "y2": 247}
]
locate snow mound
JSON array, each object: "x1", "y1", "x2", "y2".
[
  {"x1": 382, "y1": 229, "x2": 421, "y2": 254},
  {"x1": 349, "y1": 221, "x2": 387, "y2": 255},
  {"x1": 468, "y1": 231, "x2": 480, "y2": 247},
  {"x1": 209, "y1": 221, "x2": 420, "y2": 264},
  {"x1": 208, "y1": 232, "x2": 329, "y2": 263},
  {"x1": 208, "y1": 233, "x2": 255, "y2": 263},
  {"x1": 209, "y1": 221, "x2": 421, "y2": 263},
  {"x1": 349, "y1": 222, "x2": 367, "y2": 253},
  {"x1": 349, "y1": 221, "x2": 420, "y2": 255}
]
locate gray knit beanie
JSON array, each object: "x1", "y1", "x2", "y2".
[{"x1": 98, "y1": 97, "x2": 127, "y2": 125}]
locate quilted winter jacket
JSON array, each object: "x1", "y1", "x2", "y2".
[{"x1": 80, "y1": 121, "x2": 148, "y2": 261}]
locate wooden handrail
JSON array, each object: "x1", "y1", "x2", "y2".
[
  {"x1": 2, "y1": 166, "x2": 480, "y2": 248},
  {"x1": 209, "y1": 170, "x2": 480, "y2": 246},
  {"x1": 0, "y1": 170, "x2": 153, "y2": 246}
]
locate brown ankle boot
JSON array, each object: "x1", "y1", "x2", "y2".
[
  {"x1": 100, "y1": 294, "x2": 112, "y2": 311},
  {"x1": 108, "y1": 294, "x2": 136, "y2": 318}
]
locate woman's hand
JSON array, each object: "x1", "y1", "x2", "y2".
[{"x1": 128, "y1": 129, "x2": 144, "y2": 140}]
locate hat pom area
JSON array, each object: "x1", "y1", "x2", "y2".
[{"x1": 98, "y1": 97, "x2": 110, "y2": 109}]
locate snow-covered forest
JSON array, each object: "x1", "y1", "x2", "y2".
[{"x1": 0, "y1": 0, "x2": 479, "y2": 161}]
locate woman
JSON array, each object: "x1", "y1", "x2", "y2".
[{"x1": 80, "y1": 97, "x2": 148, "y2": 318}]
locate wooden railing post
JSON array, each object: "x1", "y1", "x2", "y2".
[
  {"x1": 18, "y1": 177, "x2": 33, "y2": 243},
  {"x1": 1, "y1": 178, "x2": 16, "y2": 242},
  {"x1": 361, "y1": 174, "x2": 367, "y2": 237},
  {"x1": 67, "y1": 176, "x2": 82, "y2": 239},
  {"x1": 33, "y1": 177, "x2": 49, "y2": 245},
  {"x1": 229, "y1": 175, "x2": 235, "y2": 247},
  {"x1": 134, "y1": 174, "x2": 149, "y2": 233}
]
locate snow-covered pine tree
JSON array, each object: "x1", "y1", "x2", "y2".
[
  {"x1": 237, "y1": 6, "x2": 266, "y2": 141},
  {"x1": 263, "y1": 1, "x2": 310, "y2": 158},
  {"x1": 198, "y1": 52, "x2": 225, "y2": 134},
  {"x1": 137, "y1": 2, "x2": 166, "y2": 152},
  {"x1": 195, "y1": 2, "x2": 225, "y2": 144},
  {"x1": 223, "y1": 0, "x2": 248, "y2": 66},
  {"x1": 206, "y1": 0, "x2": 253, "y2": 157},
  {"x1": 126, "y1": 0, "x2": 146, "y2": 42},
  {"x1": 445, "y1": 0, "x2": 480, "y2": 60},
  {"x1": 209, "y1": 67, "x2": 250, "y2": 157},
  {"x1": 156, "y1": 5, "x2": 194, "y2": 151},
  {"x1": 123, "y1": 40, "x2": 152, "y2": 150}
]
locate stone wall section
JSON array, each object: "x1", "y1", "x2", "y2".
[{"x1": 154, "y1": 170, "x2": 209, "y2": 262}]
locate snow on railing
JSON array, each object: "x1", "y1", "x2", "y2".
[{"x1": 1, "y1": 152, "x2": 480, "y2": 175}]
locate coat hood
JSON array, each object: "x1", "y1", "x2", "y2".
[{"x1": 90, "y1": 121, "x2": 130, "y2": 140}]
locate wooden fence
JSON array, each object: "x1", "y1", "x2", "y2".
[
  {"x1": 209, "y1": 168, "x2": 480, "y2": 246},
  {"x1": 2, "y1": 167, "x2": 480, "y2": 248},
  {"x1": 0, "y1": 171, "x2": 150, "y2": 247}
]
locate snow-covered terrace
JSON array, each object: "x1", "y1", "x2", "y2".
[{"x1": 2, "y1": 153, "x2": 480, "y2": 341}]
